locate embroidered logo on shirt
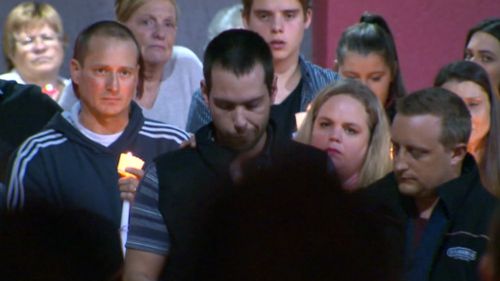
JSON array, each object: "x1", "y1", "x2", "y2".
[{"x1": 446, "y1": 247, "x2": 477, "y2": 262}]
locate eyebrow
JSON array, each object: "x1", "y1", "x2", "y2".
[
  {"x1": 213, "y1": 95, "x2": 264, "y2": 105},
  {"x1": 478, "y1": 50, "x2": 498, "y2": 57},
  {"x1": 253, "y1": 8, "x2": 301, "y2": 13},
  {"x1": 390, "y1": 140, "x2": 428, "y2": 152}
]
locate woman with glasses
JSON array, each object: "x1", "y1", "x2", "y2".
[{"x1": 1, "y1": 2, "x2": 68, "y2": 101}]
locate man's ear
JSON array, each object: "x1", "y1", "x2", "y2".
[
  {"x1": 70, "y1": 59, "x2": 82, "y2": 99},
  {"x1": 304, "y1": 8, "x2": 312, "y2": 29},
  {"x1": 450, "y1": 143, "x2": 467, "y2": 166},
  {"x1": 70, "y1": 59, "x2": 81, "y2": 85},
  {"x1": 242, "y1": 10, "x2": 249, "y2": 29},
  {"x1": 333, "y1": 58, "x2": 339, "y2": 72},
  {"x1": 270, "y1": 75, "x2": 278, "y2": 104},
  {"x1": 201, "y1": 80, "x2": 209, "y2": 106}
]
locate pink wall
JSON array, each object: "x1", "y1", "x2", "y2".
[{"x1": 312, "y1": 0, "x2": 500, "y2": 92}]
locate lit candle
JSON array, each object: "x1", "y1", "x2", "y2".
[
  {"x1": 295, "y1": 111, "x2": 307, "y2": 130},
  {"x1": 118, "y1": 152, "x2": 144, "y2": 178}
]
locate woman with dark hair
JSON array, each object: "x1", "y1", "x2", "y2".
[
  {"x1": 434, "y1": 60, "x2": 500, "y2": 195},
  {"x1": 335, "y1": 12, "x2": 406, "y2": 120},
  {"x1": 464, "y1": 18, "x2": 500, "y2": 97}
]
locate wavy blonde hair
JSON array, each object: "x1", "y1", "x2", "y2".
[
  {"x1": 296, "y1": 79, "x2": 392, "y2": 188},
  {"x1": 115, "y1": 0, "x2": 178, "y2": 23},
  {"x1": 3, "y1": 2, "x2": 64, "y2": 70}
]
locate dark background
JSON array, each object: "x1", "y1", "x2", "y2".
[{"x1": 0, "y1": 0, "x2": 313, "y2": 77}]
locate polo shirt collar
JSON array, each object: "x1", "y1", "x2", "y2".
[{"x1": 436, "y1": 154, "x2": 479, "y2": 218}]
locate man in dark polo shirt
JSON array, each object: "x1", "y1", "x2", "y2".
[
  {"x1": 362, "y1": 88, "x2": 498, "y2": 281},
  {"x1": 123, "y1": 29, "x2": 334, "y2": 281}
]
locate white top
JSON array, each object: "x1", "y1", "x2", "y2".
[
  {"x1": 62, "y1": 102, "x2": 123, "y2": 147},
  {"x1": 0, "y1": 69, "x2": 70, "y2": 94},
  {"x1": 58, "y1": 45, "x2": 203, "y2": 130}
]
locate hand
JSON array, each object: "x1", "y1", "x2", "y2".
[
  {"x1": 118, "y1": 167, "x2": 144, "y2": 202},
  {"x1": 180, "y1": 134, "x2": 196, "y2": 149}
]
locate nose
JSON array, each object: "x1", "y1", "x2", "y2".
[
  {"x1": 31, "y1": 37, "x2": 48, "y2": 52},
  {"x1": 358, "y1": 77, "x2": 369, "y2": 87},
  {"x1": 393, "y1": 150, "x2": 408, "y2": 173},
  {"x1": 106, "y1": 72, "x2": 119, "y2": 93},
  {"x1": 233, "y1": 107, "x2": 248, "y2": 134},
  {"x1": 271, "y1": 15, "x2": 284, "y2": 33},
  {"x1": 152, "y1": 23, "x2": 167, "y2": 39},
  {"x1": 328, "y1": 127, "x2": 342, "y2": 143}
]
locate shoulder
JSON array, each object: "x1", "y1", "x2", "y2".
[
  {"x1": 0, "y1": 71, "x2": 24, "y2": 84},
  {"x1": 460, "y1": 183, "x2": 498, "y2": 225},
  {"x1": 299, "y1": 57, "x2": 340, "y2": 83},
  {"x1": 192, "y1": 88, "x2": 204, "y2": 99},
  {"x1": 140, "y1": 119, "x2": 190, "y2": 144},
  {"x1": 10, "y1": 129, "x2": 68, "y2": 176},
  {"x1": 172, "y1": 46, "x2": 202, "y2": 66},
  {"x1": 60, "y1": 77, "x2": 70, "y2": 87},
  {"x1": 358, "y1": 173, "x2": 401, "y2": 206},
  {"x1": 275, "y1": 139, "x2": 326, "y2": 160},
  {"x1": 269, "y1": 139, "x2": 333, "y2": 177},
  {"x1": 1, "y1": 80, "x2": 61, "y2": 113}
]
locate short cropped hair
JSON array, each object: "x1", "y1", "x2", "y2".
[
  {"x1": 203, "y1": 29, "x2": 274, "y2": 95},
  {"x1": 241, "y1": 0, "x2": 312, "y2": 18},
  {"x1": 115, "y1": 0, "x2": 178, "y2": 23},
  {"x1": 2, "y1": 2, "x2": 64, "y2": 70},
  {"x1": 72, "y1": 20, "x2": 144, "y2": 98},
  {"x1": 296, "y1": 79, "x2": 392, "y2": 188},
  {"x1": 396, "y1": 88, "x2": 471, "y2": 149}
]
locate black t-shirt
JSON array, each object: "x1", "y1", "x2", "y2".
[
  {"x1": 0, "y1": 80, "x2": 61, "y2": 182},
  {"x1": 270, "y1": 79, "x2": 303, "y2": 140}
]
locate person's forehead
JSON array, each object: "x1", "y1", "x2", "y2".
[
  {"x1": 392, "y1": 114, "x2": 442, "y2": 142},
  {"x1": 85, "y1": 36, "x2": 138, "y2": 57},
  {"x1": 210, "y1": 65, "x2": 269, "y2": 100},
  {"x1": 16, "y1": 22, "x2": 55, "y2": 34},
  {"x1": 250, "y1": 0, "x2": 305, "y2": 11},
  {"x1": 468, "y1": 32, "x2": 500, "y2": 51}
]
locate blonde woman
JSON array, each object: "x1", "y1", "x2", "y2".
[
  {"x1": 296, "y1": 79, "x2": 392, "y2": 190},
  {"x1": 1, "y1": 2, "x2": 69, "y2": 100}
]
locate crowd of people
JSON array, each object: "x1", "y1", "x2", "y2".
[{"x1": 0, "y1": 0, "x2": 500, "y2": 281}]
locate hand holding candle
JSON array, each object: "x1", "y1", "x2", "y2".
[
  {"x1": 117, "y1": 152, "x2": 144, "y2": 256},
  {"x1": 118, "y1": 152, "x2": 145, "y2": 178}
]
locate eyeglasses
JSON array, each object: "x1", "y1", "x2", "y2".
[{"x1": 14, "y1": 33, "x2": 61, "y2": 49}]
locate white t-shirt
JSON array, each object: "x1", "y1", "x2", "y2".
[{"x1": 63, "y1": 102, "x2": 123, "y2": 147}]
